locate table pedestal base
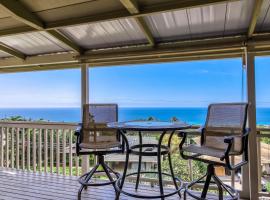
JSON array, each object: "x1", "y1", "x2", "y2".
[{"x1": 115, "y1": 171, "x2": 183, "y2": 199}]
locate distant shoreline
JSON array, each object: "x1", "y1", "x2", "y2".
[{"x1": 0, "y1": 107, "x2": 269, "y2": 125}]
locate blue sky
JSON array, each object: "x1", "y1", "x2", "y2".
[
  {"x1": 0, "y1": 57, "x2": 269, "y2": 108},
  {"x1": 90, "y1": 58, "x2": 243, "y2": 107}
]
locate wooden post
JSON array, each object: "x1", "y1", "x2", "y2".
[
  {"x1": 81, "y1": 64, "x2": 89, "y2": 174},
  {"x1": 241, "y1": 51, "x2": 259, "y2": 199}
]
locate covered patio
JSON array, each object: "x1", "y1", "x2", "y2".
[{"x1": 0, "y1": 0, "x2": 269, "y2": 199}]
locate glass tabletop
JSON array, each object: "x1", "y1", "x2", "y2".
[{"x1": 107, "y1": 120, "x2": 190, "y2": 131}]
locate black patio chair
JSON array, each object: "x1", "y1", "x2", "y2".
[
  {"x1": 179, "y1": 103, "x2": 249, "y2": 200},
  {"x1": 75, "y1": 104, "x2": 128, "y2": 200}
]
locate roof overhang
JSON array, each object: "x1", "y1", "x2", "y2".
[{"x1": 0, "y1": 0, "x2": 269, "y2": 73}]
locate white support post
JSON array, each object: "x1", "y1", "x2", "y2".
[
  {"x1": 242, "y1": 51, "x2": 259, "y2": 199},
  {"x1": 81, "y1": 63, "x2": 89, "y2": 174}
]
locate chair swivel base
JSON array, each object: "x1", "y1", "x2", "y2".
[
  {"x1": 78, "y1": 155, "x2": 120, "y2": 200},
  {"x1": 184, "y1": 164, "x2": 239, "y2": 200},
  {"x1": 115, "y1": 171, "x2": 183, "y2": 199}
]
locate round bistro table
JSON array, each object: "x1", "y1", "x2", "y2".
[{"x1": 107, "y1": 121, "x2": 191, "y2": 199}]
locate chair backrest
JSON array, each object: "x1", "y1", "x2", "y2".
[
  {"x1": 203, "y1": 103, "x2": 248, "y2": 153},
  {"x1": 81, "y1": 104, "x2": 119, "y2": 148}
]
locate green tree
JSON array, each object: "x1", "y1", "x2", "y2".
[
  {"x1": 170, "y1": 116, "x2": 179, "y2": 122},
  {"x1": 4, "y1": 115, "x2": 26, "y2": 121},
  {"x1": 161, "y1": 134, "x2": 207, "y2": 182},
  {"x1": 147, "y1": 116, "x2": 156, "y2": 121}
]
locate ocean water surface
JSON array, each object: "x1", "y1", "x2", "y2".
[{"x1": 0, "y1": 107, "x2": 269, "y2": 125}]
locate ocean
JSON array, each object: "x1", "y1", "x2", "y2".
[{"x1": 0, "y1": 107, "x2": 269, "y2": 125}]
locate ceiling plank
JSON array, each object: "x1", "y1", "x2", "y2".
[
  {"x1": 120, "y1": 0, "x2": 155, "y2": 46},
  {"x1": 0, "y1": 0, "x2": 44, "y2": 30},
  {"x1": 0, "y1": 43, "x2": 26, "y2": 60},
  {"x1": 0, "y1": 0, "x2": 236, "y2": 37},
  {"x1": 47, "y1": 0, "x2": 237, "y2": 29},
  {"x1": 248, "y1": 0, "x2": 263, "y2": 38},
  {"x1": 0, "y1": 0, "x2": 83, "y2": 54},
  {"x1": 47, "y1": 0, "x2": 238, "y2": 29}
]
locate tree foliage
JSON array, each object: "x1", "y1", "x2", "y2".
[{"x1": 161, "y1": 133, "x2": 207, "y2": 182}]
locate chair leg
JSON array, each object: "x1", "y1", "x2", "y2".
[
  {"x1": 168, "y1": 150, "x2": 181, "y2": 198},
  {"x1": 78, "y1": 163, "x2": 99, "y2": 199},
  {"x1": 106, "y1": 164, "x2": 120, "y2": 178},
  {"x1": 212, "y1": 175, "x2": 223, "y2": 200},
  {"x1": 189, "y1": 174, "x2": 207, "y2": 188},
  {"x1": 214, "y1": 175, "x2": 237, "y2": 198},
  {"x1": 201, "y1": 164, "x2": 214, "y2": 199},
  {"x1": 83, "y1": 163, "x2": 100, "y2": 190},
  {"x1": 201, "y1": 173, "x2": 212, "y2": 199},
  {"x1": 185, "y1": 163, "x2": 239, "y2": 200},
  {"x1": 184, "y1": 189, "x2": 187, "y2": 200},
  {"x1": 135, "y1": 131, "x2": 143, "y2": 190},
  {"x1": 115, "y1": 150, "x2": 130, "y2": 200},
  {"x1": 78, "y1": 185, "x2": 84, "y2": 200},
  {"x1": 101, "y1": 161, "x2": 117, "y2": 192}
]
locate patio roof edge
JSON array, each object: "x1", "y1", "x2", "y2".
[{"x1": 1, "y1": 33, "x2": 270, "y2": 73}]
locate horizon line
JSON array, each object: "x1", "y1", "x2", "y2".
[{"x1": 0, "y1": 106, "x2": 270, "y2": 108}]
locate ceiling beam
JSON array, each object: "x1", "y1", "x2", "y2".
[
  {"x1": 79, "y1": 43, "x2": 244, "y2": 63},
  {"x1": 120, "y1": 0, "x2": 155, "y2": 46},
  {"x1": 80, "y1": 35, "x2": 246, "y2": 58},
  {"x1": 2, "y1": 33, "x2": 270, "y2": 72},
  {"x1": 248, "y1": 0, "x2": 263, "y2": 38},
  {"x1": 0, "y1": 43, "x2": 26, "y2": 60},
  {"x1": 0, "y1": 0, "x2": 83, "y2": 54},
  {"x1": 0, "y1": 26, "x2": 36, "y2": 37},
  {"x1": 0, "y1": 52, "x2": 78, "y2": 69},
  {"x1": 0, "y1": 0, "x2": 44, "y2": 30},
  {"x1": 0, "y1": 63, "x2": 80, "y2": 74},
  {"x1": 47, "y1": 30, "x2": 84, "y2": 54},
  {"x1": 86, "y1": 52, "x2": 243, "y2": 67},
  {"x1": 120, "y1": 0, "x2": 139, "y2": 14}
]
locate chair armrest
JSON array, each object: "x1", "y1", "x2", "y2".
[
  {"x1": 74, "y1": 127, "x2": 81, "y2": 136},
  {"x1": 224, "y1": 127, "x2": 250, "y2": 143},
  {"x1": 74, "y1": 125, "x2": 82, "y2": 155},
  {"x1": 179, "y1": 131, "x2": 187, "y2": 151},
  {"x1": 179, "y1": 126, "x2": 205, "y2": 149},
  {"x1": 243, "y1": 128, "x2": 250, "y2": 137},
  {"x1": 178, "y1": 126, "x2": 204, "y2": 137},
  {"x1": 221, "y1": 136, "x2": 234, "y2": 162},
  {"x1": 197, "y1": 126, "x2": 205, "y2": 132},
  {"x1": 179, "y1": 126, "x2": 204, "y2": 149},
  {"x1": 224, "y1": 136, "x2": 234, "y2": 144},
  {"x1": 221, "y1": 129, "x2": 250, "y2": 169},
  {"x1": 178, "y1": 131, "x2": 187, "y2": 138},
  {"x1": 75, "y1": 123, "x2": 82, "y2": 134}
]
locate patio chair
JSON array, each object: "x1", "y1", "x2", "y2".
[
  {"x1": 75, "y1": 104, "x2": 127, "y2": 200},
  {"x1": 179, "y1": 103, "x2": 249, "y2": 200}
]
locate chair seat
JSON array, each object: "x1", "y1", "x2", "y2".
[
  {"x1": 80, "y1": 141, "x2": 121, "y2": 149},
  {"x1": 182, "y1": 144, "x2": 226, "y2": 158}
]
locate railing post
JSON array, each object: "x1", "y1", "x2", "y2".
[
  {"x1": 81, "y1": 63, "x2": 89, "y2": 174},
  {"x1": 0, "y1": 127, "x2": 3, "y2": 167},
  {"x1": 241, "y1": 51, "x2": 259, "y2": 199}
]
